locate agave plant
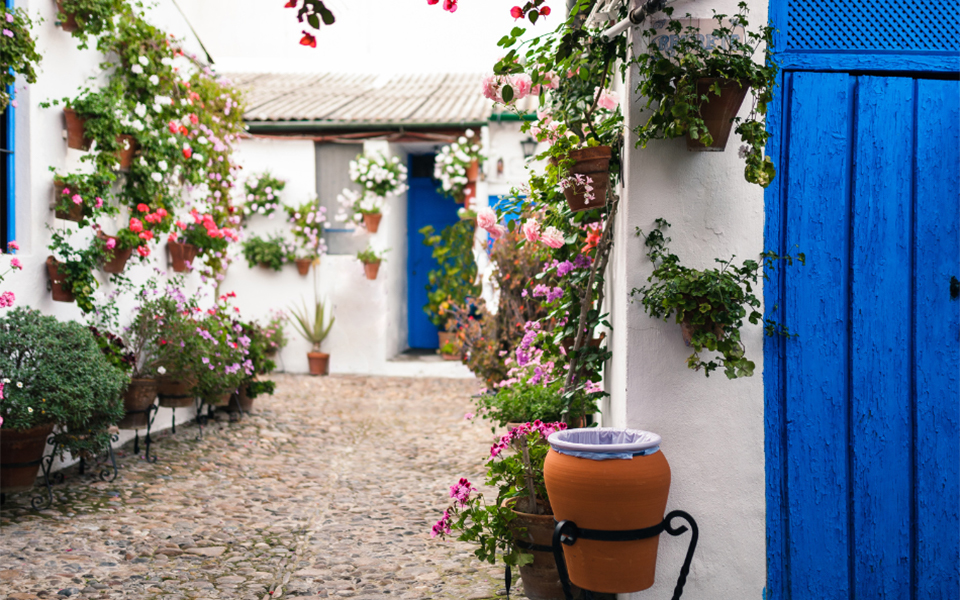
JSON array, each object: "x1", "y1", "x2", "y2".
[{"x1": 288, "y1": 298, "x2": 335, "y2": 352}]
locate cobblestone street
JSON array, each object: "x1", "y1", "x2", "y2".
[{"x1": 0, "y1": 375, "x2": 511, "y2": 600}]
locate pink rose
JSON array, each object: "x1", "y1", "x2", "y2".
[
  {"x1": 540, "y1": 226, "x2": 565, "y2": 249},
  {"x1": 476, "y1": 207, "x2": 497, "y2": 230},
  {"x1": 510, "y1": 73, "x2": 533, "y2": 101},
  {"x1": 481, "y1": 75, "x2": 502, "y2": 103},
  {"x1": 521, "y1": 219, "x2": 541, "y2": 242},
  {"x1": 597, "y1": 88, "x2": 619, "y2": 110}
]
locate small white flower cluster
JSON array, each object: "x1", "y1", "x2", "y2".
[
  {"x1": 335, "y1": 188, "x2": 385, "y2": 225},
  {"x1": 349, "y1": 153, "x2": 408, "y2": 198},
  {"x1": 434, "y1": 129, "x2": 483, "y2": 199}
]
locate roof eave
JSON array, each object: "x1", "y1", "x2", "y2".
[{"x1": 245, "y1": 119, "x2": 489, "y2": 134}]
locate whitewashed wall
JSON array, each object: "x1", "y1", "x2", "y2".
[{"x1": 610, "y1": 1, "x2": 768, "y2": 598}]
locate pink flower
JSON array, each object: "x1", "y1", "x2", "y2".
[
  {"x1": 10, "y1": 257, "x2": 21, "y2": 270},
  {"x1": 510, "y1": 73, "x2": 533, "y2": 101},
  {"x1": 8, "y1": 241, "x2": 18, "y2": 251},
  {"x1": 61, "y1": 187, "x2": 70, "y2": 195},
  {"x1": 431, "y1": 509, "x2": 453, "y2": 538},
  {"x1": 510, "y1": 5, "x2": 523, "y2": 18},
  {"x1": 105, "y1": 238, "x2": 116, "y2": 250},
  {"x1": 442, "y1": 0, "x2": 457, "y2": 12},
  {"x1": 94, "y1": 196, "x2": 103, "y2": 208},
  {"x1": 71, "y1": 194, "x2": 82, "y2": 205},
  {"x1": 597, "y1": 88, "x2": 619, "y2": 110},
  {"x1": 0, "y1": 290, "x2": 14, "y2": 308},
  {"x1": 2, "y1": 29, "x2": 13, "y2": 38},
  {"x1": 521, "y1": 219, "x2": 541, "y2": 242},
  {"x1": 10, "y1": 99, "x2": 17, "y2": 108},
  {"x1": 481, "y1": 75, "x2": 502, "y2": 103},
  {"x1": 476, "y1": 207, "x2": 497, "y2": 230},
  {"x1": 137, "y1": 246, "x2": 150, "y2": 257},
  {"x1": 585, "y1": 380, "x2": 603, "y2": 394},
  {"x1": 540, "y1": 226, "x2": 565, "y2": 248},
  {"x1": 449, "y1": 478, "x2": 475, "y2": 506},
  {"x1": 5, "y1": 13, "x2": 13, "y2": 23},
  {"x1": 129, "y1": 218, "x2": 143, "y2": 233},
  {"x1": 464, "y1": 412, "x2": 474, "y2": 420},
  {"x1": 488, "y1": 224, "x2": 508, "y2": 240}
]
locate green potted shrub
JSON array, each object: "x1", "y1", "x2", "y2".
[
  {"x1": 47, "y1": 231, "x2": 100, "y2": 312},
  {"x1": 357, "y1": 246, "x2": 387, "y2": 281},
  {"x1": 242, "y1": 233, "x2": 295, "y2": 272},
  {"x1": 51, "y1": 170, "x2": 116, "y2": 225},
  {"x1": 420, "y1": 220, "x2": 481, "y2": 357},
  {"x1": 0, "y1": 5, "x2": 41, "y2": 112},
  {"x1": 56, "y1": 0, "x2": 124, "y2": 40},
  {"x1": 288, "y1": 298, "x2": 335, "y2": 376},
  {"x1": 633, "y1": 2, "x2": 778, "y2": 186},
  {"x1": 231, "y1": 319, "x2": 280, "y2": 413}
]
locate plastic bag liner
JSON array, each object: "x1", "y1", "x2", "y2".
[{"x1": 547, "y1": 427, "x2": 662, "y2": 461}]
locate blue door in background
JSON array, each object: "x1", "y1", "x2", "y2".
[{"x1": 407, "y1": 154, "x2": 460, "y2": 349}]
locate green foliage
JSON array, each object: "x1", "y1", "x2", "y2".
[
  {"x1": 88, "y1": 326, "x2": 135, "y2": 374},
  {"x1": 632, "y1": 219, "x2": 804, "y2": 379},
  {"x1": 241, "y1": 320, "x2": 278, "y2": 377},
  {"x1": 48, "y1": 230, "x2": 100, "y2": 313},
  {"x1": 633, "y1": 2, "x2": 778, "y2": 186},
  {"x1": 192, "y1": 300, "x2": 250, "y2": 400},
  {"x1": 246, "y1": 379, "x2": 276, "y2": 400},
  {"x1": 420, "y1": 221, "x2": 480, "y2": 329},
  {"x1": 242, "y1": 234, "x2": 295, "y2": 271},
  {"x1": 58, "y1": 0, "x2": 124, "y2": 46},
  {"x1": 0, "y1": 6, "x2": 41, "y2": 111},
  {"x1": 288, "y1": 298, "x2": 335, "y2": 352},
  {"x1": 356, "y1": 246, "x2": 386, "y2": 264},
  {"x1": 475, "y1": 381, "x2": 567, "y2": 428},
  {"x1": 285, "y1": 200, "x2": 326, "y2": 258},
  {"x1": 242, "y1": 172, "x2": 286, "y2": 218},
  {"x1": 0, "y1": 308, "x2": 127, "y2": 454}
]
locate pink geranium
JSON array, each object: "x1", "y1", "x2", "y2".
[
  {"x1": 71, "y1": 194, "x2": 83, "y2": 205},
  {"x1": 8, "y1": 241, "x2": 18, "y2": 251},
  {"x1": 597, "y1": 88, "x2": 619, "y2": 110},
  {"x1": 540, "y1": 226, "x2": 565, "y2": 249},
  {"x1": 105, "y1": 238, "x2": 116, "y2": 250},
  {"x1": 521, "y1": 218, "x2": 541, "y2": 242},
  {"x1": 10, "y1": 258, "x2": 21, "y2": 270}
]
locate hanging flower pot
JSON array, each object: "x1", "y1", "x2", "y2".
[
  {"x1": 459, "y1": 181, "x2": 477, "y2": 209},
  {"x1": 555, "y1": 146, "x2": 612, "y2": 213},
  {"x1": 99, "y1": 234, "x2": 133, "y2": 274},
  {"x1": 117, "y1": 378, "x2": 158, "y2": 430},
  {"x1": 157, "y1": 374, "x2": 196, "y2": 408},
  {"x1": 363, "y1": 260, "x2": 381, "y2": 280},
  {"x1": 63, "y1": 108, "x2": 92, "y2": 151},
  {"x1": 363, "y1": 213, "x2": 382, "y2": 234},
  {"x1": 686, "y1": 79, "x2": 750, "y2": 152},
  {"x1": 680, "y1": 319, "x2": 725, "y2": 347},
  {"x1": 55, "y1": 0, "x2": 79, "y2": 32},
  {"x1": 307, "y1": 352, "x2": 330, "y2": 376},
  {"x1": 167, "y1": 241, "x2": 198, "y2": 273},
  {"x1": 115, "y1": 135, "x2": 138, "y2": 171},
  {"x1": 295, "y1": 258, "x2": 313, "y2": 276},
  {"x1": 0, "y1": 423, "x2": 55, "y2": 494},
  {"x1": 543, "y1": 428, "x2": 671, "y2": 594},
  {"x1": 45, "y1": 256, "x2": 75, "y2": 303},
  {"x1": 53, "y1": 180, "x2": 84, "y2": 222},
  {"x1": 466, "y1": 159, "x2": 480, "y2": 182},
  {"x1": 508, "y1": 505, "x2": 578, "y2": 600}
]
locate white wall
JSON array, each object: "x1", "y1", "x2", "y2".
[{"x1": 612, "y1": 1, "x2": 768, "y2": 598}]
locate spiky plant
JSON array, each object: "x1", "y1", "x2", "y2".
[{"x1": 288, "y1": 298, "x2": 335, "y2": 353}]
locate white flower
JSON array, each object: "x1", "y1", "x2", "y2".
[
  {"x1": 158, "y1": 160, "x2": 168, "y2": 172},
  {"x1": 151, "y1": 172, "x2": 163, "y2": 182},
  {"x1": 160, "y1": 57, "x2": 173, "y2": 66},
  {"x1": 131, "y1": 64, "x2": 143, "y2": 75},
  {"x1": 2, "y1": 378, "x2": 9, "y2": 383},
  {"x1": 465, "y1": 128, "x2": 475, "y2": 137},
  {"x1": 27, "y1": 407, "x2": 32, "y2": 413},
  {"x1": 16, "y1": 381, "x2": 22, "y2": 388},
  {"x1": 149, "y1": 74, "x2": 160, "y2": 86},
  {"x1": 134, "y1": 103, "x2": 147, "y2": 118},
  {"x1": 157, "y1": 366, "x2": 167, "y2": 375},
  {"x1": 197, "y1": 136, "x2": 208, "y2": 145},
  {"x1": 138, "y1": 56, "x2": 149, "y2": 66}
]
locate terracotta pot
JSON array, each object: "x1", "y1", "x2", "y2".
[
  {"x1": 438, "y1": 331, "x2": 461, "y2": 361},
  {"x1": 100, "y1": 235, "x2": 133, "y2": 274},
  {"x1": 55, "y1": 0, "x2": 79, "y2": 32},
  {"x1": 460, "y1": 181, "x2": 477, "y2": 207},
  {"x1": 363, "y1": 213, "x2": 382, "y2": 234},
  {"x1": 157, "y1": 375, "x2": 196, "y2": 408},
  {"x1": 63, "y1": 108, "x2": 91, "y2": 150},
  {"x1": 295, "y1": 258, "x2": 313, "y2": 276},
  {"x1": 45, "y1": 256, "x2": 75, "y2": 303},
  {"x1": 117, "y1": 378, "x2": 157, "y2": 430},
  {"x1": 0, "y1": 423, "x2": 55, "y2": 494},
  {"x1": 555, "y1": 146, "x2": 611, "y2": 212},
  {"x1": 363, "y1": 260, "x2": 381, "y2": 280},
  {"x1": 115, "y1": 135, "x2": 138, "y2": 170},
  {"x1": 560, "y1": 333, "x2": 605, "y2": 355},
  {"x1": 229, "y1": 386, "x2": 255, "y2": 413},
  {"x1": 204, "y1": 391, "x2": 232, "y2": 407},
  {"x1": 543, "y1": 448, "x2": 671, "y2": 593},
  {"x1": 168, "y1": 241, "x2": 198, "y2": 273},
  {"x1": 686, "y1": 78, "x2": 750, "y2": 152},
  {"x1": 510, "y1": 507, "x2": 576, "y2": 600},
  {"x1": 307, "y1": 352, "x2": 330, "y2": 376},
  {"x1": 466, "y1": 159, "x2": 480, "y2": 182},
  {"x1": 680, "y1": 319, "x2": 725, "y2": 347},
  {"x1": 54, "y1": 202, "x2": 84, "y2": 223}
]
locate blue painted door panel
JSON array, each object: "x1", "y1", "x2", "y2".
[
  {"x1": 767, "y1": 71, "x2": 960, "y2": 599},
  {"x1": 407, "y1": 166, "x2": 460, "y2": 349}
]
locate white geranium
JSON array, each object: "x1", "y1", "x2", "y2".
[
  {"x1": 131, "y1": 64, "x2": 143, "y2": 75},
  {"x1": 158, "y1": 160, "x2": 168, "y2": 172},
  {"x1": 433, "y1": 129, "x2": 484, "y2": 201},
  {"x1": 149, "y1": 74, "x2": 160, "y2": 86},
  {"x1": 138, "y1": 55, "x2": 149, "y2": 66},
  {"x1": 134, "y1": 103, "x2": 147, "y2": 118},
  {"x1": 151, "y1": 172, "x2": 163, "y2": 182}
]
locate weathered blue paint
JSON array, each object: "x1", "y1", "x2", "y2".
[
  {"x1": 765, "y1": 71, "x2": 960, "y2": 599},
  {"x1": 406, "y1": 160, "x2": 460, "y2": 349}
]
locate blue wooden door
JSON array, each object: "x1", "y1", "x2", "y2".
[
  {"x1": 407, "y1": 155, "x2": 461, "y2": 349},
  {"x1": 765, "y1": 72, "x2": 960, "y2": 598}
]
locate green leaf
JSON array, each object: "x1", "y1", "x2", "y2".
[
  {"x1": 511, "y1": 26, "x2": 525, "y2": 37},
  {"x1": 501, "y1": 84, "x2": 514, "y2": 103},
  {"x1": 307, "y1": 13, "x2": 320, "y2": 28},
  {"x1": 320, "y1": 8, "x2": 335, "y2": 24}
]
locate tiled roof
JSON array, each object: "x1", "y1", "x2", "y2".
[{"x1": 227, "y1": 72, "x2": 498, "y2": 126}]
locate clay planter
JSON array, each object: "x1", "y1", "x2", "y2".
[
  {"x1": 295, "y1": 258, "x2": 313, "y2": 276},
  {"x1": 229, "y1": 386, "x2": 255, "y2": 413},
  {"x1": 167, "y1": 241, "x2": 199, "y2": 273},
  {"x1": 100, "y1": 235, "x2": 133, "y2": 274},
  {"x1": 560, "y1": 333, "x2": 605, "y2": 355},
  {"x1": 0, "y1": 424, "x2": 55, "y2": 494},
  {"x1": 556, "y1": 146, "x2": 611, "y2": 212},
  {"x1": 363, "y1": 260, "x2": 381, "y2": 281},
  {"x1": 63, "y1": 108, "x2": 92, "y2": 150},
  {"x1": 204, "y1": 391, "x2": 232, "y2": 407},
  {"x1": 53, "y1": 181, "x2": 84, "y2": 222},
  {"x1": 466, "y1": 159, "x2": 480, "y2": 182},
  {"x1": 117, "y1": 378, "x2": 158, "y2": 430},
  {"x1": 680, "y1": 319, "x2": 725, "y2": 347},
  {"x1": 45, "y1": 256, "x2": 75, "y2": 303},
  {"x1": 543, "y1": 433, "x2": 671, "y2": 593},
  {"x1": 115, "y1": 135, "x2": 138, "y2": 170},
  {"x1": 363, "y1": 213, "x2": 382, "y2": 234},
  {"x1": 686, "y1": 78, "x2": 750, "y2": 152},
  {"x1": 509, "y1": 506, "x2": 576, "y2": 600},
  {"x1": 307, "y1": 352, "x2": 330, "y2": 376},
  {"x1": 157, "y1": 375, "x2": 196, "y2": 408},
  {"x1": 55, "y1": 0, "x2": 79, "y2": 32},
  {"x1": 438, "y1": 331, "x2": 461, "y2": 361}
]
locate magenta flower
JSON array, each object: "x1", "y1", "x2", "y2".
[
  {"x1": 71, "y1": 194, "x2": 83, "y2": 206},
  {"x1": 449, "y1": 478, "x2": 475, "y2": 506},
  {"x1": 0, "y1": 290, "x2": 14, "y2": 308},
  {"x1": 2, "y1": 29, "x2": 13, "y2": 38},
  {"x1": 9, "y1": 257, "x2": 21, "y2": 270},
  {"x1": 431, "y1": 509, "x2": 453, "y2": 538},
  {"x1": 5, "y1": 13, "x2": 13, "y2": 23},
  {"x1": 105, "y1": 238, "x2": 116, "y2": 250}
]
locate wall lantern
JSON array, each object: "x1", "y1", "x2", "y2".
[{"x1": 520, "y1": 137, "x2": 538, "y2": 159}]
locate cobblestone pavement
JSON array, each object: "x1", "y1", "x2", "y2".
[{"x1": 0, "y1": 375, "x2": 515, "y2": 600}]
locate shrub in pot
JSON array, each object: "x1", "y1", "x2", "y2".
[
  {"x1": 433, "y1": 129, "x2": 484, "y2": 202},
  {"x1": 51, "y1": 171, "x2": 116, "y2": 225},
  {"x1": 47, "y1": 231, "x2": 100, "y2": 313},
  {"x1": 0, "y1": 308, "x2": 127, "y2": 490},
  {"x1": 241, "y1": 172, "x2": 285, "y2": 219},
  {"x1": 56, "y1": 0, "x2": 124, "y2": 42},
  {"x1": 166, "y1": 209, "x2": 236, "y2": 274},
  {"x1": 335, "y1": 188, "x2": 383, "y2": 233},
  {"x1": 289, "y1": 297, "x2": 334, "y2": 376},
  {"x1": 242, "y1": 233, "x2": 295, "y2": 272}
]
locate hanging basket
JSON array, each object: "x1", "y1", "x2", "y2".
[
  {"x1": 53, "y1": 180, "x2": 84, "y2": 222},
  {"x1": 167, "y1": 241, "x2": 198, "y2": 273},
  {"x1": 117, "y1": 378, "x2": 158, "y2": 430},
  {"x1": 543, "y1": 428, "x2": 671, "y2": 594},
  {"x1": 363, "y1": 260, "x2": 381, "y2": 280},
  {"x1": 46, "y1": 256, "x2": 75, "y2": 303},
  {"x1": 555, "y1": 146, "x2": 611, "y2": 212},
  {"x1": 55, "y1": 0, "x2": 79, "y2": 32},
  {"x1": 686, "y1": 78, "x2": 750, "y2": 152},
  {"x1": 63, "y1": 108, "x2": 92, "y2": 150},
  {"x1": 363, "y1": 213, "x2": 382, "y2": 234}
]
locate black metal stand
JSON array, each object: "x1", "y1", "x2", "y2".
[
  {"x1": 195, "y1": 397, "x2": 208, "y2": 440},
  {"x1": 128, "y1": 405, "x2": 159, "y2": 463},
  {"x1": 0, "y1": 435, "x2": 59, "y2": 510},
  {"x1": 78, "y1": 433, "x2": 121, "y2": 482}
]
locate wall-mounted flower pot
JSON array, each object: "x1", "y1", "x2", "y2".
[
  {"x1": 680, "y1": 319, "x2": 725, "y2": 347},
  {"x1": 307, "y1": 352, "x2": 330, "y2": 376},
  {"x1": 117, "y1": 378, "x2": 158, "y2": 430},
  {"x1": 115, "y1": 135, "x2": 138, "y2": 171},
  {"x1": 0, "y1": 423, "x2": 55, "y2": 494},
  {"x1": 167, "y1": 241, "x2": 198, "y2": 273},
  {"x1": 686, "y1": 78, "x2": 750, "y2": 152},
  {"x1": 55, "y1": 0, "x2": 79, "y2": 32},
  {"x1": 99, "y1": 234, "x2": 133, "y2": 274},
  {"x1": 363, "y1": 213, "x2": 382, "y2": 234},
  {"x1": 466, "y1": 159, "x2": 480, "y2": 182},
  {"x1": 157, "y1": 375, "x2": 196, "y2": 408},
  {"x1": 556, "y1": 146, "x2": 611, "y2": 213},
  {"x1": 63, "y1": 108, "x2": 92, "y2": 150},
  {"x1": 295, "y1": 258, "x2": 313, "y2": 276},
  {"x1": 363, "y1": 260, "x2": 381, "y2": 280},
  {"x1": 544, "y1": 428, "x2": 671, "y2": 594},
  {"x1": 459, "y1": 182, "x2": 477, "y2": 209},
  {"x1": 45, "y1": 256, "x2": 75, "y2": 303},
  {"x1": 438, "y1": 331, "x2": 461, "y2": 361},
  {"x1": 53, "y1": 181, "x2": 84, "y2": 222},
  {"x1": 509, "y1": 506, "x2": 578, "y2": 600}
]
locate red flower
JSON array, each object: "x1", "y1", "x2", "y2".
[
  {"x1": 156, "y1": 208, "x2": 168, "y2": 218},
  {"x1": 183, "y1": 147, "x2": 193, "y2": 159},
  {"x1": 539, "y1": 5, "x2": 551, "y2": 16},
  {"x1": 137, "y1": 203, "x2": 149, "y2": 212},
  {"x1": 137, "y1": 245, "x2": 151, "y2": 258},
  {"x1": 178, "y1": 125, "x2": 189, "y2": 136},
  {"x1": 510, "y1": 6, "x2": 523, "y2": 18},
  {"x1": 442, "y1": 0, "x2": 457, "y2": 12},
  {"x1": 168, "y1": 121, "x2": 179, "y2": 134},
  {"x1": 129, "y1": 218, "x2": 144, "y2": 233},
  {"x1": 189, "y1": 113, "x2": 198, "y2": 124},
  {"x1": 300, "y1": 31, "x2": 316, "y2": 48},
  {"x1": 284, "y1": 0, "x2": 296, "y2": 6},
  {"x1": 168, "y1": 233, "x2": 178, "y2": 243},
  {"x1": 427, "y1": 0, "x2": 439, "y2": 4}
]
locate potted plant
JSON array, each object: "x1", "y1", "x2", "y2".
[
  {"x1": 56, "y1": 0, "x2": 123, "y2": 40},
  {"x1": 420, "y1": 221, "x2": 481, "y2": 357},
  {"x1": 51, "y1": 171, "x2": 116, "y2": 225},
  {"x1": 335, "y1": 188, "x2": 385, "y2": 233},
  {"x1": 285, "y1": 199, "x2": 326, "y2": 272},
  {"x1": 231, "y1": 319, "x2": 279, "y2": 413},
  {"x1": 46, "y1": 88, "x2": 127, "y2": 164},
  {"x1": 192, "y1": 296, "x2": 251, "y2": 406},
  {"x1": 433, "y1": 421, "x2": 572, "y2": 600},
  {"x1": 349, "y1": 152, "x2": 408, "y2": 198},
  {"x1": 288, "y1": 297, "x2": 335, "y2": 376},
  {"x1": 0, "y1": 5, "x2": 41, "y2": 112},
  {"x1": 632, "y1": 219, "x2": 803, "y2": 378},
  {"x1": 434, "y1": 129, "x2": 485, "y2": 203},
  {"x1": 242, "y1": 172, "x2": 286, "y2": 219},
  {"x1": 95, "y1": 229, "x2": 138, "y2": 274},
  {"x1": 47, "y1": 231, "x2": 100, "y2": 312},
  {"x1": 261, "y1": 310, "x2": 289, "y2": 361},
  {"x1": 166, "y1": 210, "x2": 236, "y2": 273},
  {"x1": 633, "y1": 2, "x2": 778, "y2": 186},
  {"x1": 138, "y1": 279, "x2": 203, "y2": 409},
  {"x1": 242, "y1": 233, "x2": 295, "y2": 272},
  {"x1": 357, "y1": 246, "x2": 386, "y2": 281},
  {"x1": 0, "y1": 308, "x2": 127, "y2": 494},
  {"x1": 87, "y1": 325, "x2": 157, "y2": 431}
]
